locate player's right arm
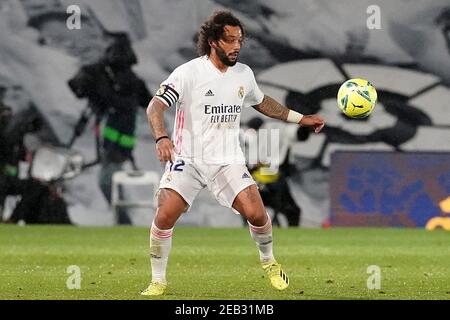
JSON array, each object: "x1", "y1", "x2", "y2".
[
  {"x1": 147, "y1": 97, "x2": 174, "y2": 162},
  {"x1": 148, "y1": 64, "x2": 187, "y2": 163}
]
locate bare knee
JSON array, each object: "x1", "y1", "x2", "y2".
[
  {"x1": 245, "y1": 210, "x2": 268, "y2": 227},
  {"x1": 154, "y1": 209, "x2": 179, "y2": 229},
  {"x1": 233, "y1": 185, "x2": 268, "y2": 227}
]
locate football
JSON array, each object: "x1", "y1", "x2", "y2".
[{"x1": 337, "y1": 78, "x2": 377, "y2": 118}]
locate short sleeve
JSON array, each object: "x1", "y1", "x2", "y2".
[
  {"x1": 243, "y1": 68, "x2": 264, "y2": 107},
  {"x1": 154, "y1": 67, "x2": 186, "y2": 107}
]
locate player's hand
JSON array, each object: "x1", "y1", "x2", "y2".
[
  {"x1": 299, "y1": 114, "x2": 325, "y2": 133},
  {"x1": 156, "y1": 138, "x2": 175, "y2": 162}
]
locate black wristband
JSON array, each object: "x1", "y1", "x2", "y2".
[{"x1": 155, "y1": 135, "x2": 169, "y2": 144}]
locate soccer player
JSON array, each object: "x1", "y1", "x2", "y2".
[{"x1": 142, "y1": 10, "x2": 325, "y2": 296}]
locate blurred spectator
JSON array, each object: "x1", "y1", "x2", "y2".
[
  {"x1": 242, "y1": 117, "x2": 311, "y2": 227},
  {"x1": 68, "y1": 33, "x2": 152, "y2": 224},
  {"x1": 2, "y1": 84, "x2": 58, "y2": 144},
  {"x1": 0, "y1": 100, "x2": 71, "y2": 224},
  {"x1": 0, "y1": 82, "x2": 71, "y2": 224},
  {"x1": 6, "y1": 182, "x2": 72, "y2": 225}
]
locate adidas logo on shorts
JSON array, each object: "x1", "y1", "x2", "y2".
[
  {"x1": 242, "y1": 173, "x2": 250, "y2": 179},
  {"x1": 205, "y1": 89, "x2": 214, "y2": 96}
]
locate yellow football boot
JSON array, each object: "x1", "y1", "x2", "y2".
[
  {"x1": 262, "y1": 262, "x2": 289, "y2": 290},
  {"x1": 141, "y1": 281, "x2": 167, "y2": 296}
]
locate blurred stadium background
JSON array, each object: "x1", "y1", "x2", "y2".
[
  {"x1": 1, "y1": 0, "x2": 450, "y2": 302},
  {"x1": 0, "y1": 0, "x2": 449, "y2": 229}
]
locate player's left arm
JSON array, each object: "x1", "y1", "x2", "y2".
[{"x1": 253, "y1": 95, "x2": 325, "y2": 133}]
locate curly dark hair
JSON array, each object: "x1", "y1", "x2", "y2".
[{"x1": 196, "y1": 10, "x2": 245, "y2": 56}]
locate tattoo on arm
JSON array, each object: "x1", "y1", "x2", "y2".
[
  {"x1": 147, "y1": 97, "x2": 168, "y2": 139},
  {"x1": 253, "y1": 95, "x2": 290, "y2": 121}
]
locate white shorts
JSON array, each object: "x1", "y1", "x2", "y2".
[{"x1": 158, "y1": 158, "x2": 256, "y2": 210}]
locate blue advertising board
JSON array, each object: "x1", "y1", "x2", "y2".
[{"x1": 330, "y1": 152, "x2": 450, "y2": 228}]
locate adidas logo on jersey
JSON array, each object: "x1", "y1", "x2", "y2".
[
  {"x1": 242, "y1": 173, "x2": 250, "y2": 179},
  {"x1": 205, "y1": 89, "x2": 214, "y2": 96}
]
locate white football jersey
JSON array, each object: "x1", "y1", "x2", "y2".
[{"x1": 155, "y1": 55, "x2": 264, "y2": 165}]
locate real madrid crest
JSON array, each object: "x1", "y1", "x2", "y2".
[
  {"x1": 156, "y1": 85, "x2": 165, "y2": 96},
  {"x1": 238, "y1": 86, "x2": 244, "y2": 99}
]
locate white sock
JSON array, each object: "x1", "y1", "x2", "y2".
[
  {"x1": 248, "y1": 213, "x2": 275, "y2": 265},
  {"x1": 150, "y1": 221, "x2": 173, "y2": 284}
]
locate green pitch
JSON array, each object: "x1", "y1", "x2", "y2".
[{"x1": 0, "y1": 225, "x2": 449, "y2": 300}]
